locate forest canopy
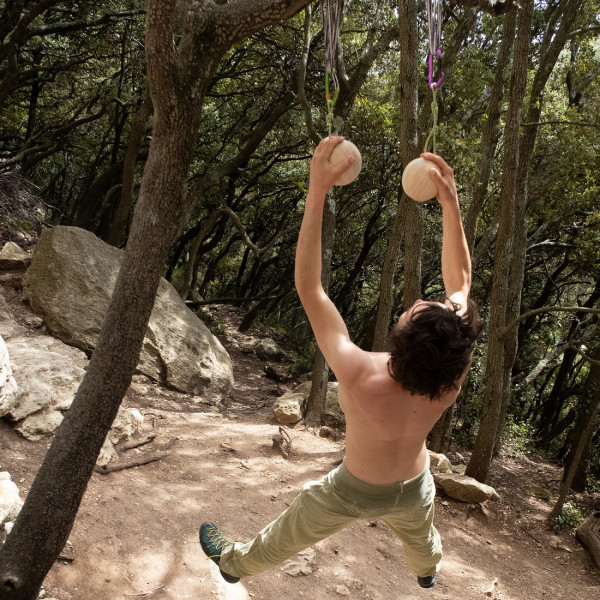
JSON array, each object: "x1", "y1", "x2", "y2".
[{"x1": 1, "y1": 0, "x2": 599, "y2": 529}]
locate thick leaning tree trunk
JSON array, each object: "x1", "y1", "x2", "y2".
[
  {"x1": 0, "y1": 2, "x2": 312, "y2": 599},
  {"x1": 498, "y1": 0, "x2": 582, "y2": 455},
  {"x1": 465, "y1": 0, "x2": 533, "y2": 483},
  {"x1": 577, "y1": 512, "x2": 600, "y2": 570}
]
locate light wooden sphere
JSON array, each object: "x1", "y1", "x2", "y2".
[
  {"x1": 402, "y1": 157, "x2": 441, "y2": 202},
  {"x1": 329, "y1": 139, "x2": 362, "y2": 186}
]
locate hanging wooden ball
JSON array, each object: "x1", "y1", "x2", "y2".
[
  {"x1": 329, "y1": 140, "x2": 362, "y2": 186},
  {"x1": 402, "y1": 157, "x2": 441, "y2": 202}
]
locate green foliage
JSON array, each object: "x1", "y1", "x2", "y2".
[
  {"x1": 504, "y1": 419, "x2": 537, "y2": 454},
  {"x1": 552, "y1": 501, "x2": 584, "y2": 531},
  {"x1": 587, "y1": 475, "x2": 600, "y2": 493},
  {"x1": 290, "y1": 356, "x2": 313, "y2": 379}
]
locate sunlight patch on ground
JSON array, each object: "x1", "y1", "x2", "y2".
[{"x1": 214, "y1": 578, "x2": 250, "y2": 600}]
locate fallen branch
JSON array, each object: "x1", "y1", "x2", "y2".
[
  {"x1": 520, "y1": 524, "x2": 542, "y2": 544},
  {"x1": 94, "y1": 453, "x2": 168, "y2": 474},
  {"x1": 119, "y1": 432, "x2": 157, "y2": 452},
  {"x1": 95, "y1": 438, "x2": 178, "y2": 473},
  {"x1": 272, "y1": 426, "x2": 293, "y2": 460}
]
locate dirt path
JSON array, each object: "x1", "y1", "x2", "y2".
[{"x1": 1, "y1": 305, "x2": 599, "y2": 600}]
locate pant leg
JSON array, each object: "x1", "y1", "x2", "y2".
[
  {"x1": 381, "y1": 471, "x2": 442, "y2": 578},
  {"x1": 219, "y1": 471, "x2": 359, "y2": 578}
]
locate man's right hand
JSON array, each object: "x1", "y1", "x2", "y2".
[
  {"x1": 309, "y1": 136, "x2": 356, "y2": 196},
  {"x1": 421, "y1": 152, "x2": 459, "y2": 208}
]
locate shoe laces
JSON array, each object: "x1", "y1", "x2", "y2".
[{"x1": 206, "y1": 527, "x2": 231, "y2": 559}]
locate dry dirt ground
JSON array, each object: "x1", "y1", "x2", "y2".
[{"x1": 1, "y1": 302, "x2": 600, "y2": 600}]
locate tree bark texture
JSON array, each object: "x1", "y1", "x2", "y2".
[
  {"x1": 372, "y1": 0, "x2": 419, "y2": 351},
  {"x1": 0, "y1": 1, "x2": 312, "y2": 598},
  {"x1": 465, "y1": 0, "x2": 533, "y2": 484},
  {"x1": 464, "y1": 9, "x2": 516, "y2": 254},
  {"x1": 305, "y1": 195, "x2": 336, "y2": 428},
  {"x1": 107, "y1": 90, "x2": 154, "y2": 247},
  {"x1": 499, "y1": 0, "x2": 582, "y2": 453},
  {"x1": 549, "y1": 337, "x2": 600, "y2": 520}
]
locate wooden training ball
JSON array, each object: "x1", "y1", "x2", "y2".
[
  {"x1": 329, "y1": 140, "x2": 362, "y2": 186},
  {"x1": 402, "y1": 157, "x2": 441, "y2": 202}
]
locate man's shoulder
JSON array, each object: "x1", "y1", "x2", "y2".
[{"x1": 334, "y1": 349, "x2": 387, "y2": 386}]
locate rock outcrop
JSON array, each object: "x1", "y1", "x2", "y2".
[
  {"x1": 433, "y1": 472, "x2": 500, "y2": 503},
  {"x1": 22, "y1": 226, "x2": 233, "y2": 398}
]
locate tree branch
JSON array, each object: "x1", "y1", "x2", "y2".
[
  {"x1": 567, "y1": 316, "x2": 600, "y2": 366},
  {"x1": 29, "y1": 10, "x2": 145, "y2": 37},
  {"x1": 211, "y1": 0, "x2": 313, "y2": 47},
  {"x1": 512, "y1": 342, "x2": 568, "y2": 385},
  {"x1": 501, "y1": 306, "x2": 600, "y2": 336},
  {"x1": 523, "y1": 120, "x2": 600, "y2": 130},
  {"x1": 296, "y1": 6, "x2": 321, "y2": 144},
  {"x1": 454, "y1": 0, "x2": 519, "y2": 15}
]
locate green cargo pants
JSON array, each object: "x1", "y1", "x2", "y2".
[{"x1": 219, "y1": 460, "x2": 442, "y2": 579}]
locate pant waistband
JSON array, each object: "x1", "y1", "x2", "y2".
[{"x1": 333, "y1": 456, "x2": 431, "y2": 498}]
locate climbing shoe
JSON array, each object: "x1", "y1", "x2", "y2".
[
  {"x1": 417, "y1": 574, "x2": 436, "y2": 588},
  {"x1": 199, "y1": 522, "x2": 240, "y2": 584}
]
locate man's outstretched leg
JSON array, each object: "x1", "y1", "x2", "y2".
[
  {"x1": 199, "y1": 468, "x2": 358, "y2": 582},
  {"x1": 380, "y1": 468, "x2": 442, "y2": 589}
]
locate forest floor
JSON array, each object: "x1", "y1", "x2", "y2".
[{"x1": 1, "y1": 304, "x2": 600, "y2": 600}]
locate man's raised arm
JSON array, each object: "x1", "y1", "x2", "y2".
[
  {"x1": 422, "y1": 152, "x2": 471, "y2": 313},
  {"x1": 295, "y1": 137, "x2": 365, "y2": 380}
]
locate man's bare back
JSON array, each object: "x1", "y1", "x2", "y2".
[{"x1": 339, "y1": 351, "x2": 458, "y2": 484}]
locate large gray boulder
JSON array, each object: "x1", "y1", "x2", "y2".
[
  {"x1": 0, "y1": 242, "x2": 30, "y2": 270},
  {"x1": 22, "y1": 226, "x2": 233, "y2": 398},
  {"x1": 433, "y1": 472, "x2": 500, "y2": 503},
  {"x1": 1, "y1": 336, "x2": 87, "y2": 424},
  {"x1": 0, "y1": 331, "x2": 143, "y2": 455},
  {"x1": 0, "y1": 336, "x2": 17, "y2": 414}
]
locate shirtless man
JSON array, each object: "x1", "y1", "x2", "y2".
[{"x1": 199, "y1": 136, "x2": 483, "y2": 589}]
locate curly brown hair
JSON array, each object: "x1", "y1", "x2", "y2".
[{"x1": 388, "y1": 298, "x2": 484, "y2": 400}]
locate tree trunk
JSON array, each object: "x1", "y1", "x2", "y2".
[
  {"x1": 464, "y1": 10, "x2": 516, "y2": 253},
  {"x1": 372, "y1": 0, "x2": 419, "y2": 351},
  {"x1": 567, "y1": 427, "x2": 594, "y2": 492},
  {"x1": 0, "y1": 103, "x2": 198, "y2": 600},
  {"x1": 305, "y1": 194, "x2": 336, "y2": 428},
  {"x1": 0, "y1": 1, "x2": 313, "y2": 597},
  {"x1": 106, "y1": 90, "x2": 153, "y2": 247},
  {"x1": 577, "y1": 512, "x2": 600, "y2": 569},
  {"x1": 305, "y1": 349, "x2": 330, "y2": 428},
  {"x1": 537, "y1": 281, "x2": 600, "y2": 438},
  {"x1": 549, "y1": 340, "x2": 600, "y2": 521},
  {"x1": 498, "y1": 0, "x2": 582, "y2": 454},
  {"x1": 71, "y1": 160, "x2": 124, "y2": 230},
  {"x1": 465, "y1": 0, "x2": 533, "y2": 483},
  {"x1": 429, "y1": 404, "x2": 454, "y2": 454}
]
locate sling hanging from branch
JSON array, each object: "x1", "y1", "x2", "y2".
[
  {"x1": 401, "y1": 0, "x2": 445, "y2": 202},
  {"x1": 321, "y1": 0, "x2": 343, "y2": 137},
  {"x1": 424, "y1": 0, "x2": 444, "y2": 154}
]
